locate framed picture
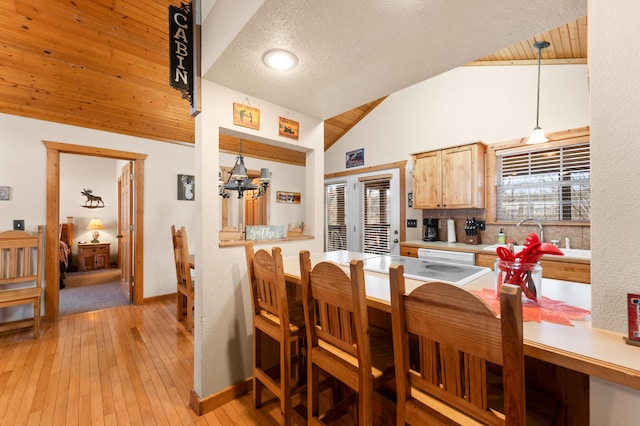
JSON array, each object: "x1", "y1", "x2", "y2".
[
  {"x1": 276, "y1": 191, "x2": 301, "y2": 204},
  {"x1": 346, "y1": 148, "x2": 364, "y2": 168},
  {"x1": 278, "y1": 117, "x2": 299, "y2": 140},
  {"x1": 233, "y1": 102, "x2": 260, "y2": 130},
  {"x1": 0, "y1": 186, "x2": 9, "y2": 201},
  {"x1": 177, "y1": 174, "x2": 195, "y2": 200}
]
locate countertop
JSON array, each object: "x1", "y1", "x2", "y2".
[{"x1": 401, "y1": 240, "x2": 590, "y2": 264}]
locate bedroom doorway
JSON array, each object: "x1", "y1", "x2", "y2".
[{"x1": 44, "y1": 141, "x2": 147, "y2": 322}]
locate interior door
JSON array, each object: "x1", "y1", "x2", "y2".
[
  {"x1": 118, "y1": 162, "x2": 133, "y2": 302},
  {"x1": 325, "y1": 168, "x2": 400, "y2": 255}
]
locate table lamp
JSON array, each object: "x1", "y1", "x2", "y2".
[{"x1": 87, "y1": 218, "x2": 104, "y2": 243}]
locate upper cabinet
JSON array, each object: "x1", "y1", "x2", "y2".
[{"x1": 412, "y1": 142, "x2": 486, "y2": 209}]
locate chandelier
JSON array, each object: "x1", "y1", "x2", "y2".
[{"x1": 219, "y1": 139, "x2": 271, "y2": 199}]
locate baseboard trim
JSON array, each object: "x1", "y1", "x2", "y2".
[
  {"x1": 142, "y1": 293, "x2": 176, "y2": 304},
  {"x1": 190, "y1": 378, "x2": 252, "y2": 416}
]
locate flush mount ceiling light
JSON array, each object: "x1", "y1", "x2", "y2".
[
  {"x1": 526, "y1": 41, "x2": 551, "y2": 145},
  {"x1": 262, "y1": 49, "x2": 298, "y2": 71}
]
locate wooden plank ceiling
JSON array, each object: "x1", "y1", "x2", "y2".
[
  {"x1": 0, "y1": 0, "x2": 194, "y2": 144},
  {"x1": 0, "y1": 0, "x2": 586, "y2": 153}
]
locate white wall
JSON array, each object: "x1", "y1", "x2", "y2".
[
  {"x1": 0, "y1": 112, "x2": 196, "y2": 317},
  {"x1": 193, "y1": 80, "x2": 324, "y2": 397},
  {"x1": 589, "y1": 0, "x2": 640, "y2": 421},
  {"x1": 60, "y1": 155, "x2": 119, "y2": 264},
  {"x1": 325, "y1": 64, "x2": 590, "y2": 242}
]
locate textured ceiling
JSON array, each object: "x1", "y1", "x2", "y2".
[{"x1": 203, "y1": 0, "x2": 587, "y2": 120}]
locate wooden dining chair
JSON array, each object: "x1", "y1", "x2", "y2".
[
  {"x1": 0, "y1": 226, "x2": 44, "y2": 338},
  {"x1": 389, "y1": 264, "x2": 526, "y2": 426},
  {"x1": 299, "y1": 250, "x2": 395, "y2": 425},
  {"x1": 171, "y1": 225, "x2": 194, "y2": 332},
  {"x1": 245, "y1": 243, "x2": 307, "y2": 425}
]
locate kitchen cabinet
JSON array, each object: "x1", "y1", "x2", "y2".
[
  {"x1": 476, "y1": 252, "x2": 590, "y2": 283},
  {"x1": 78, "y1": 243, "x2": 110, "y2": 272},
  {"x1": 412, "y1": 142, "x2": 486, "y2": 209}
]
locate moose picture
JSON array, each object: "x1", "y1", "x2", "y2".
[{"x1": 81, "y1": 188, "x2": 105, "y2": 208}]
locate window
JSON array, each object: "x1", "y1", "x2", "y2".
[
  {"x1": 360, "y1": 177, "x2": 391, "y2": 255},
  {"x1": 496, "y1": 142, "x2": 590, "y2": 221},
  {"x1": 326, "y1": 183, "x2": 347, "y2": 251}
]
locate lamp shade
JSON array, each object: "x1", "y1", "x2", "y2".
[
  {"x1": 526, "y1": 126, "x2": 549, "y2": 144},
  {"x1": 87, "y1": 218, "x2": 104, "y2": 230}
]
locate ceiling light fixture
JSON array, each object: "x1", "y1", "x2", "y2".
[
  {"x1": 526, "y1": 41, "x2": 550, "y2": 145},
  {"x1": 262, "y1": 49, "x2": 298, "y2": 71},
  {"x1": 219, "y1": 139, "x2": 271, "y2": 199}
]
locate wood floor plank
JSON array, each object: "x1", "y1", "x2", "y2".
[{"x1": 0, "y1": 297, "x2": 363, "y2": 426}]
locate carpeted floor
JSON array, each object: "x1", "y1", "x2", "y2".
[{"x1": 59, "y1": 281, "x2": 131, "y2": 316}]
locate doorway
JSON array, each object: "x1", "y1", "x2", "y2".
[
  {"x1": 324, "y1": 161, "x2": 407, "y2": 256},
  {"x1": 44, "y1": 141, "x2": 146, "y2": 322}
]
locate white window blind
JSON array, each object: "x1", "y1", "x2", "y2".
[
  {"x1": 326, "y1": 183, "x2": 347, "y2": 251},
  {"x1": 497, "y1": 142, "x2": 590, "y2": 221},
  {"x1": 360, "y1": 177, "x2": 391, "y2": 255}
]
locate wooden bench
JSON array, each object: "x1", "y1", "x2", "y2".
[{"x1": 0, "y1": 226, "x2": 43, "y2": 338}]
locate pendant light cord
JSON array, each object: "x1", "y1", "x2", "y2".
[{"x1": 535, "y1": 45, "x2": 542, "y2": 128}]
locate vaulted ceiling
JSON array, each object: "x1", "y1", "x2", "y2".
[{"x1": 0, "y1": 0, "x2": 587, "y2": 148}]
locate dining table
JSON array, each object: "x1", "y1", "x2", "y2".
[{"x1": 281, "y1": 250, "x2": 640, "y2": 424}]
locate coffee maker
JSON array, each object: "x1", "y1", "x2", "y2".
[{"x1": 423, "y1": 218, "x2": 439, "y2": 241}]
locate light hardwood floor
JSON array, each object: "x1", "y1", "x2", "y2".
[{"x1": 0, "y1": 298, "x2": 357, "y2": 425}]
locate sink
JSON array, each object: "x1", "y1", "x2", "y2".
[{"x1": 483, "y1": 244, "x2": 590, "y2": 260}]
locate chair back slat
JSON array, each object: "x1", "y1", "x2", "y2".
[
  {"x1": 390, "y1": 264, "x2": 526, "y2": 426},
  {"x1": 0, "y1": 229, "x2": 41, "y2": 287},
  {"x1": 245, "y1": 244, "x2": 290, "y2": 327}
]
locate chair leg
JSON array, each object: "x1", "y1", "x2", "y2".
[
  {"x1": 281, "y1": 338, "x2": 292, "y2": 426},
  {"x1": 308, "y1": 361, "x2": 320, "y2": 422},
  {"x1": 33, "y1": 297, "x2": 40, "y2": 338},
  {"x1": 186, "y1": 293, "x2": 194, "y2": 332},
  {"x1": 253, "y1": 328, "x2": 263, "y2": 408}
]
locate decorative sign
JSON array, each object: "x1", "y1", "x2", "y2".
[
  {"x1": 233, "y1": 103, "x2": 260, "y2": 130},
  {"x1": 278, "y1": 117, "x2": 299, "y2": 139},
  {"x1": 169, "y1": 2, "x2": 199, "y2": 114},
  {"x1": 276, "y1": 191, "x2": 301, "y2": 204},
  {"x1": 0, "y1": 186, "x2": 9, "y2": 201},
  {"x1": 346, "y1": 148, "x2": 364, "y2": 168},
  {"x1": 81, "y1": 188, "x2": 105, "y2": 208},
  {"x1": 245, "y1": 225, "x2": 285, "y2": 241},
  {"x1": 177, "y1": 174, "x2": 195, "y2": 200},
  {"x1": 626, "y1": 294, "x2": 640, "y2": 346}
]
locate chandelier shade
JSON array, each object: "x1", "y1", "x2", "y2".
[{"x1": 219, "y1": 139, "x2": 270, "y2": 199}]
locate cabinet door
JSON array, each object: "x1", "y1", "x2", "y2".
[
  {"x1": 442, "y1": 144, "x2": 485, "y2": 208},
  {"x1": 79, "y1": 253, "x2": 95, "y2": 271},
  {"x1": 412, "y1": 150, "x2": 441, "y2": 208},
  {"x1": 94, "y1": 254, "x2": 108, "y2": 269}
]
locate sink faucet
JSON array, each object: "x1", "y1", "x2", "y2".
[{"x1": 517, "y1": 218, "x2": 544, "y2": 243}]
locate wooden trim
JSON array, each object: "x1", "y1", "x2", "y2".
[
  {"x1": 219, "y1": 134, "x2": 305, "y2": 167},
  {"x1": 43, "y1": 141, "x2": 146, "y2": 321},
  {"x1": 324, "y1": 160, "x2": 407, "y2": 244},
  {"x1": 143, "y1": 293, "x2": 176, "y2": 304},
  {"x1": 357, "y1": 173, "x2": 393, "y2": 182},
  {"x1": 467, "y1": 58, "x2": 587, "y2": 66},
  {"x1": 324, "y1": 160, "x2": 406, "y2": 179},
  {"x1": 189, "y1": 378, "x2": 252, "y2": 416}
]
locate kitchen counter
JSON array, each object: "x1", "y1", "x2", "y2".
[{"x1": 401, "y1": 240, "x2": 590, "y2": 264}]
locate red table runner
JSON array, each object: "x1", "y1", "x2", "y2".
[{"x1": 472, "y1": 288, "x2": 591, "y2": 326}]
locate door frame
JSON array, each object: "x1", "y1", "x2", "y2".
[
  {"x1": 324, "y1": 160, "x2": 407, "y2": 251},
  {"x1": 44, "y1": 141, "x2": 147, "y2": 322}
]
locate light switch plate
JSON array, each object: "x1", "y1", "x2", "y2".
[
  {"x1": 407, "y1": 219, "x2": 418, "y2": 228},
  {"x1": 13, "y1": 219, "x2": 24, "y2": 230}
]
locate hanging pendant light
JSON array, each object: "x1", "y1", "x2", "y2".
[
  {"x1": 526, "y1": 41, "x2": 550, "y2": 145},
  {"x1": 219, "y1": 138, "x2": 270, "y2": 199}
]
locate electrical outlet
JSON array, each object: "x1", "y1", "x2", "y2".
[
  {"x1": 477, "y1": 220, "x2": 486, "y2": 231},
  {"x1": 407, "y1": 219, "x2": 417, "y2": 228},
  {"x1": 13, "y1": 219, "x2": 24, "y2": 230}
]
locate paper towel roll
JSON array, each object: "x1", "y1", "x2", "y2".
[{"x1": 447, "y1": 219, "x2": 456, "y2": 243}]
